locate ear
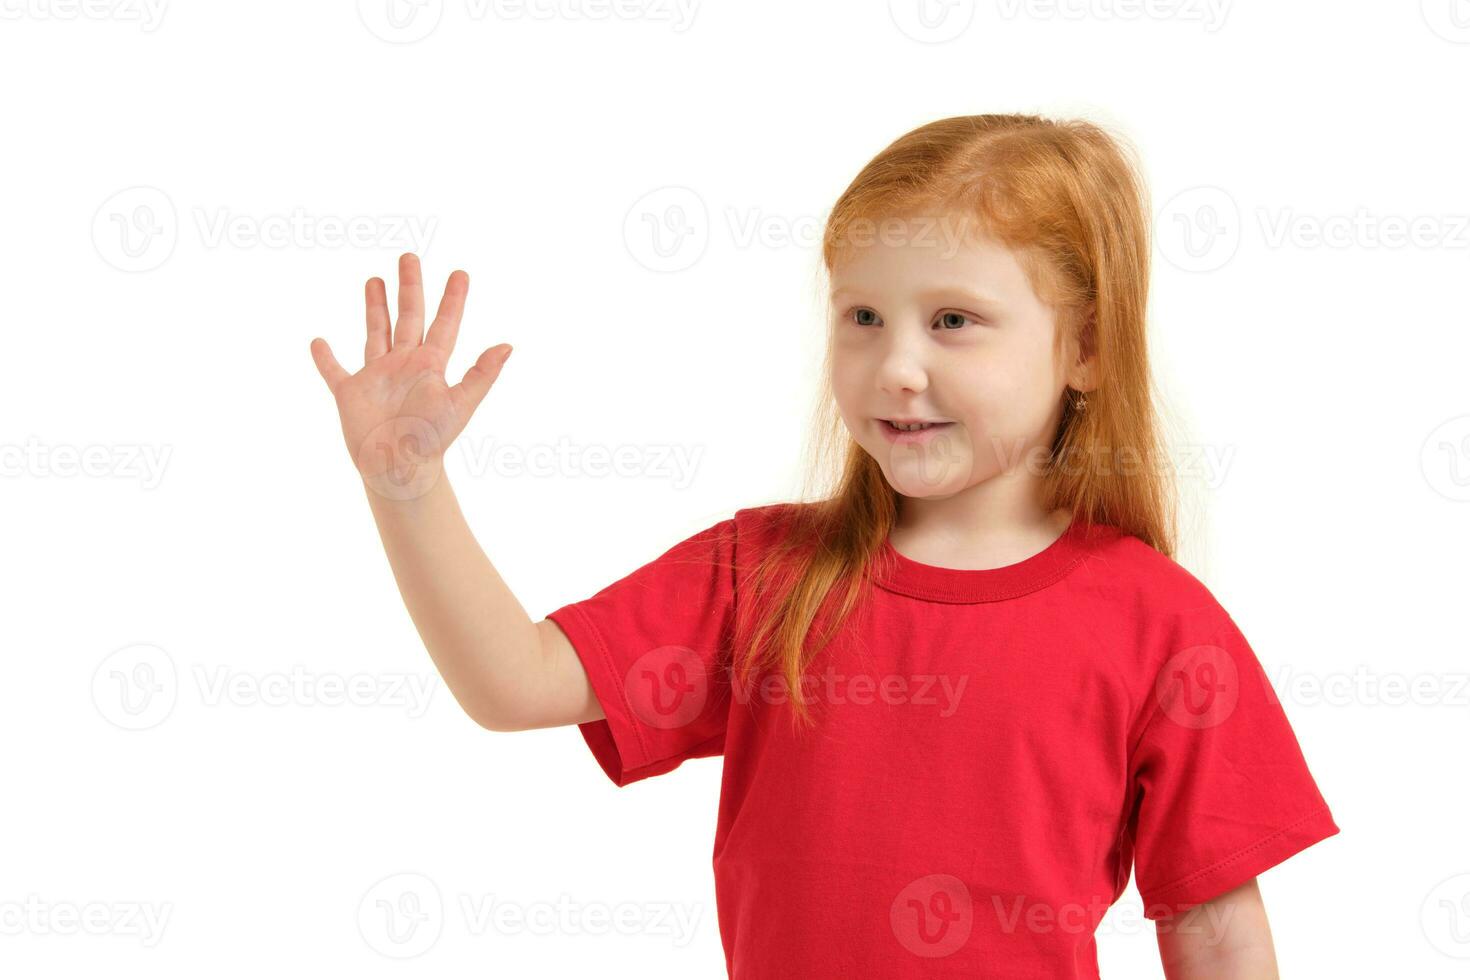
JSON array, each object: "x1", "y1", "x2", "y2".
[{"x1": 1067, "y1": 304, "x2": 1098, "y2": 393}]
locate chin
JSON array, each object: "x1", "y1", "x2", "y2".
[{"x1": 883, "y1": 465, "x2": 969, "y2": 499}]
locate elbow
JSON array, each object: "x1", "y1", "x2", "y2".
[
  {"x1": 466, "y1": 694, "x2": 550, "y2": 733},
  {"x1": 466, "y1": 700, "x2": 528, "y2": 733},
  {"x1": 450, "y1": 690, "x2": 525, "y2": 733}
]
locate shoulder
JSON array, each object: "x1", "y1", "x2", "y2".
[
  {"x1": 732, "y1": 500, "x2": 814, "y2": 548},
  {"x1": 655, "y1": 501, "x2": 808, "y2": 569},
  {"x1": 1079, "y1": 523, "x2": 1236, "y2": 628},
  {"x1": 1075, "y1": 527, "x2": 1265, "y2": 714}
]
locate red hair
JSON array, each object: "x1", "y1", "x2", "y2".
[{"x1": 732, "y1": 114, "x2": 1178, "y2": 731}]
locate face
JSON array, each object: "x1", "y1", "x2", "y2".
[{"x1": 829, "y1": 216, "x2": 1088, "y2": 503}]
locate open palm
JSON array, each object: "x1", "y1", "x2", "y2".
[{"x1": 310, "y1": 253, "x2": 510, "y2": 496}]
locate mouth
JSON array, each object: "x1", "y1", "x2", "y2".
[{"x1": 877, "y1": 417, "x2": 956, "y2": 442}]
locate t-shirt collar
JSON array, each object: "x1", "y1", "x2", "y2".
[{"x1": 873, "y1": 513, "x2": 1107, "y2": 603}]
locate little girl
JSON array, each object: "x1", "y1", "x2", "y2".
[{"x1": 310, "y1": 113, "x2": 1338, "y2": 978}]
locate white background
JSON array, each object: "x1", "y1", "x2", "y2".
[{"x1": 3, "y1": 0, "x2": 1467, "y2": 976}]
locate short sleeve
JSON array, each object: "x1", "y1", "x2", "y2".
[
  {"x1": 544, "y1": 516, "x2": 738, "y2": 788},
  {"x1": 1125, "y1": 603, "x2": 1340, "y2": 917}
]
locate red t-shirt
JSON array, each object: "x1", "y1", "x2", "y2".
[{"x1": 545, "y1": 503, "x2": 1339, "y2": 978}]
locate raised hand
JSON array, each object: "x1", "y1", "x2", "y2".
[{"x1": 310, "y1": 253, "x2": 511, "y2": 499}]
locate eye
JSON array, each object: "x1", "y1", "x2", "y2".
[{"x1": 841, "y1": 307, "x2": 980, "y2": 330}]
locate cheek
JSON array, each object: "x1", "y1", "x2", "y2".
[
  {"x1": 963, "y1": 339, "x2": 1054, "y2": 412},
  {"x1": 829, "y1": 357, "x2": 854, "y2": 398},
  {"x1": 829, "y1": 367, "x2": 866, "y2": 430},
  {"x1": 829, "y1": 349, "x2": 871, "y2": 408},
  {"x1": 930, "y1": 356, "x2": 1007, "y2": 427}
]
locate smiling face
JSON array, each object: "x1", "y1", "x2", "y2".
[{"x1": 829, "y1": 215, "x2": 1090, "y2": 507}]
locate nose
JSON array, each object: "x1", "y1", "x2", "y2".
[{"x1": 875, "y1": 324, "x2": 931, "y2": 397}]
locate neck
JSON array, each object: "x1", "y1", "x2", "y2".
[{"x1": 891, "y1": 477, "x2": 1071, "y2": 569}]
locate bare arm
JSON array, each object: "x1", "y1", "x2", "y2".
[
  {"x1": 362, "y1": 472, "x2": 605, "y2": 731},
  {"x1": 311, "y1": 253, "x2": 605, "y2": 732},
  {"x1": 1155, "y1": 878, "x2": 1279, "y2": 980}
]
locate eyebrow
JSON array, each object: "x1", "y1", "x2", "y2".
[{"x1": 829, "y1": 285, "x2": 1004, "y2": 309}]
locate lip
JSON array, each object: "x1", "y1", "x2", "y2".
[{"x1": 877, "y1": 417, "x2": 956, "y2": 443}]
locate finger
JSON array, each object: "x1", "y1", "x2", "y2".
[
  {"x1": 450, "y1": 344, "x2": 512, "y2": 422},
  {"x1": 425, "y1": 270, "x2": 469, "y2": 354},
  {"x1": 365, "y1": 277, "x2": 391, "y2": 361},
  {"x1": 310, "y1": 337, "x2": 349, "y2": 394},
  {"x1": 393, "y1": 252, "x2": 425, "y2": 348}
]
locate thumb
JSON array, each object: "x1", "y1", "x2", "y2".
[
  {"x1": 310, "y1": 337, "x2": 349, "y2": 393},
  {"x1": 451, "y1": 344, "x2": 512, "y2": 421}
]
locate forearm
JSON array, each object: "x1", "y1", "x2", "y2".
[
  {"x1": 363, "y1": 472, "x2": 539, "y2": 729},
  {"x1": 1159, "y1": 941, "x2": 1278, "y2": 980},
  {"x1": 1156, "y1": 880, "x2": 1278, "y2": 980}
]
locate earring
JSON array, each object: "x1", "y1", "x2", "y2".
[{"x1": 1073, "y1": 391, "x2": 1087, "y2": 411}]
